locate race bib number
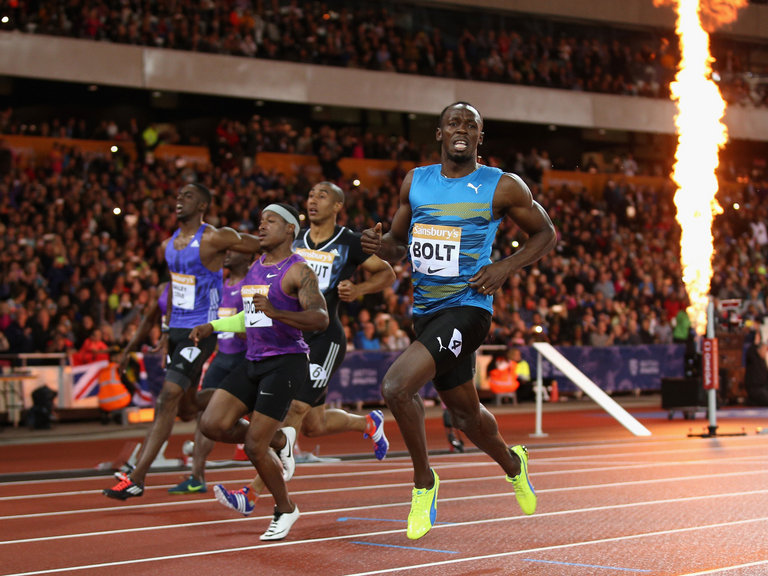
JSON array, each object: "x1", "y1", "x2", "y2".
[
  {"x1": 217, "y1": 307, "x2": 238, "y2": 340},
  {"x1": 309, "y1": 362, "x2": 328, "y2": 387},
  {"x1": 241, "y1": 285, "x2": 272, "y2": 328},
  {"x1": 410, "y1": 223, "x2": 461, "y2": 277},
  {"x1": 296, "y1": 248, "x2": 335, "y2": 291},
  {"x1": 170, "y1": 272, "x2": 196, "y2": 310}
]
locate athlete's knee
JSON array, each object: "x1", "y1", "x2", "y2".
[
  {"x1": 381, "y1": 373, "x2": 410, "y2": 405},
  {"x1": 195, "y1": 388, "x2": 214, "y2": 410},
  {"x1": 198, "y1": 410, "x2": 225, "y2": 441},
  {"x1": 453, "y1": 404, "x2": 492, "y2": 433},
  {"x1": 177, "y1": 405, "x2": 198, "y2": 422},
  {"x1": 287, "y1": 400, "x2": 311, "y2": 421},
  {"x1": 155, "y1": 384, "x2": 184, "y2": 415},
  {"x1": 300, "y1": 419, "x2": 324, "y2": 437},
  {"x1": 243, "y1": 434, "x2": 270, "y2": 464}
]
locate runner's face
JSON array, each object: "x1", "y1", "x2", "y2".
[
  {"x1": 175, "y1": 186, "x2": 205, "y2": 222},
  {"x1": 223, "y1": 249, "x2": 252, "y2": 271},
  {"x1": 258, "y1": 211, "x2": 292, "y2": 249},
  {"x1": 437, "y1": 105, "x2": 484, "y2": 163},
  {"x1": 306, "y1": 184, "x2": 341, "y2": 225}
]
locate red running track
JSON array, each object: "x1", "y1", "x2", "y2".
[{"x1": 1, "y1": 403, "x2": 768, "y2": 576}]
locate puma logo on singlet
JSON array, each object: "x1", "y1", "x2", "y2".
[{"x1": 467, "y1": 183, "x2": 482, "y2": 194}]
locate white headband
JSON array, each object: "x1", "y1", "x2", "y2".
[{"x1": 262, "y1": 204, "x2": 300, "y2": 239}]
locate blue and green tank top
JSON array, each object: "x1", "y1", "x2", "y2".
[{"x1": 408, "y1": 163, "x2": 502, "y2": 316}]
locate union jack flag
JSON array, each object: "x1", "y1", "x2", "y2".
[
  {"x1": 129, "y1": 353, "x2": 155, "y2": 407},
  {"x1": 72, "y1": 360, "x2": 109, "y2": 400}
]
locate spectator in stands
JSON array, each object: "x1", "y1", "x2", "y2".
[
  {"x1": 381, "y1": 316, "x2": 410, "y2": 350},
  {"x1": 744, "y1": 329, "x2": 768, "y2": 406},
  {"x1": 76, "y1": 327, "x2": 110, "y2": 364},
  {"x1": 355, "y1": 321, "x2": 381, "y2": 350},
  {"x1": 4, "y1": 308, "x2": 35, "y2": 354}
]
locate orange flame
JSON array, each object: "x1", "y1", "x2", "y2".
[{"x1": 655, "y1": 0, "x2": 746, "y2": 334}]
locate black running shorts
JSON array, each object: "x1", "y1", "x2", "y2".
[
  {"x1": 201, "y1": 350, "x2": 247, "y2": 390},
  {"x1": 413, "y1": 306, "x2": 492, "y2": 391},
  {"x1": 165, "y1": 328, "x2": 218, "y2": 391},
  {"x1": 293, "y1": 329, "x2": 346, "y2": 407},
  {"x1": 219, "y1": 354, "x2": 309, "y2": 421}
]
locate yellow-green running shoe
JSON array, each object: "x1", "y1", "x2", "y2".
[
  {"x1": 506, "y1": 445, "x2": 536, "y2": 515},
  {"x1": 406, "y1": 469, "x2": 439, "y2": 540}
]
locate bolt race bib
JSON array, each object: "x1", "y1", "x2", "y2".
[{"x1": 410, "y1": 223, "x2": 461, "y2": 277}]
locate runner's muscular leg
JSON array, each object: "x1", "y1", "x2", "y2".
[
  {"x1": 190, "y1": 388, "x2": 216, "y2": 482},
  {"x1": 380, "y1": 341, "x2": 436, "y2": 489},
  {"x1": 245, "y1": 413, "x2": 295, "y2": 513},
  {"x1": 302, "y1": 404, "x2": 366, "y2": 437},
  {"x1": 199, "y1": 388, "x2": 249, "y2": 444},
  {"x1": 177, "y1": 383, "x2": 200, "y2": 422},
  {"x1": 269, "y1": 399, "x2": 311, "y2": 452},
  {"x1": 131, "y1": 379, "x2": 185, "y2": 484},
  {"x1": 440, "y1": 381, "x2": 520, "y2": 477}
]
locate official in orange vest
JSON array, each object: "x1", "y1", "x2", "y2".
[
  {"x1": 98, "y1": 361, "x2": 132, "y2": 412},
  {"x1": 487, "y1": 352, "x2": 520, "y2": 395}
]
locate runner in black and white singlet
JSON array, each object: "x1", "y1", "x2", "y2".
[
  {"x1": 104, "y1": 183, "x2": 260, "y2": 500},
  {"x1": 212, "y1": 182, "x2": 396, "y2": 516}
]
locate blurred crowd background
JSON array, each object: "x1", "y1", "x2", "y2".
[{"x1": 2, "y1": 0, "x2": 768, "y2": 369}]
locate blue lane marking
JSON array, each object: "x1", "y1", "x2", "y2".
[
  {"x1": 351, "y1": 541, "x2": 458, "y2": 554},
  {"x1": 524, "y1": 559, "x2": 652, "y2": 573},
  {"x1": 338, "y1": 517, "x2": 403, "y2": 523},
  {"x1": 337, "y1": 517, "x2": 453, "y2": 526}
]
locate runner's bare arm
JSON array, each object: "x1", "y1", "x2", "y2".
[
  {"x1": 361, "y1": 170, "x2": 413, "y2": 263},
  {"x1": 263, "y1": 262, "x2": 328, "y2": 332},
  {"x1": 468, "y1": 173, "x2": 556, "y2": 293}
]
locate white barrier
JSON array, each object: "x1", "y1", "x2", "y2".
[{"x1": 532, "y1": 342, "x2": 652, "y2": 437}]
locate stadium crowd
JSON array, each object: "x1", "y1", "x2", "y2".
[
  {"x1": 2, "y1": 0, "x2": 768, "y2": 106},
  {"x1": 2, "y1": 0, "x2": 768, "y2": 369},
  {"x1": 1, "y1": 114, "x2": 767, "y2": 362}
]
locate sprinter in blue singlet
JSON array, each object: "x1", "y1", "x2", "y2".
[
  {"x1": 361, "y1": 102, "x2": 557, "y2": 540},
  {"x1": 104, "y1": 183, "x2": 260, "y2": 500}
]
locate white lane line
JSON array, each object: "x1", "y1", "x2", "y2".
[
  {"x1": 1, "y1": 475, "x2": 766, "y2": 545},
  {"x1": 2, "y1": 448, "x2": 765, "y2": 502},
  {"x1": 341, "y1": 517, "x2": 768, "y2": 576},
  {"x1": 2, "y1": 463, "x2": 767, "y2": 520},
  {"x1": 676, "y1": 560, "x2": 768, "y2": 575},
  {"x1": 3, "y1": 433, "x2": 766, "y2": 488},
  {"x1": 3, "y1": 512, "x2": 767, "y2": 576}
]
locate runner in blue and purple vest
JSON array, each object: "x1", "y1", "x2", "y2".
[
  {"x1": 104, "y1": 183, "x2": 260, "y2": 501},
  {"x1": 191, "y1": 203, "x2": 328, "y2": 542},
  {"x1": 167, "y1": 249, "x2": 255, "y2": 495}
]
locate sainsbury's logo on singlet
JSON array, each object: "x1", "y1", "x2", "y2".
[
  {"x1": 241, "y1": 285, "x2": 271, "y2": 328},
  {"x1": 170, "y1": 272, "x2": 196, "y2": 310},
  {"x1": 295, "y1": 248, "x2": 335, "y2": 291},
  {"x1": 217, "y1": 307, "x2": 238, "y2": 340},
  {"x1": 410, "y1": 223, "x2": 461, "y2": 277}
]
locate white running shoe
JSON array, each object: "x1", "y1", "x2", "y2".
[
  {"x1": 260, "y1": 505, "x2": 300, "y2": 541},
  {"x1": 278, "y1": 426, "x2": 296, "y2": 481}
]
